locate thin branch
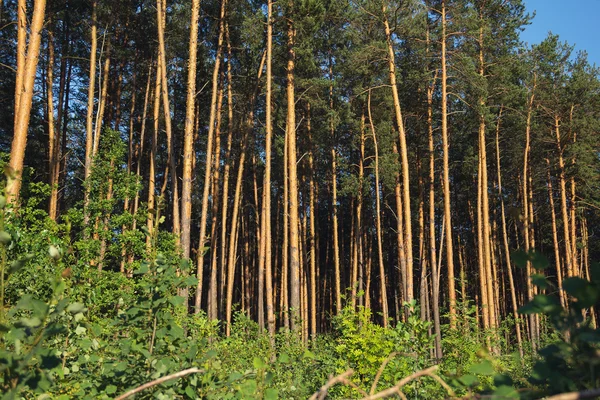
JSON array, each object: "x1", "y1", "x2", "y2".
[
  {"x1": 115, "y1": 367, "x2": 204, "y2": 400},
  {"x1": 370, "y1": 352, "x2": 399, "y2": 395},
  {"x1": 309, "y1": 369, "x2": 354, "y2": 400}
]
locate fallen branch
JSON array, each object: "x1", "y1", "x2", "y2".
[
  {"x1": 115, "y1": 367, "x2": 203, "y2": 400},
  {"x1": 309, "y1": 369, "x2": 355, "y2": 400},
  {"x1": 360, "y1": 365, "x2": 455, "y2": 400},
  {"x1": 544, "y1": 388, "x2": 600, "y2": 400},
  {"x1": 370, "y1": 352, "x2": 399, "y2": 395}
]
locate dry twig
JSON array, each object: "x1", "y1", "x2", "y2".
[
  {"x1": 309, "y1": 369, "x2": 355, "y2": 400},
  {"x1": 115, "y1": 367, "x2": 203, "y2": 400}
]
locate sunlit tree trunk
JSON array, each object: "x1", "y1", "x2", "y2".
[
  {"x1": 47, "y1": 31, "x2": 60, "y2": 221},
  {"x1": 367, "y1": 90, "x2": 388, "y2": 327},
  {"x1": 496, "y1": 109, "x2": 523, "y2": 357},
  {"x1": 147, "y1": 61, "x2": 161, "y2": 251},
  {"x1": 546, "y1": 158, "x2": 565, "y2": 308},
  {"x1": 180, "y1": 0, "x2": 201, "y2": 271},
  {"x1": 7, "y1": 0, "x2": 47, "y2": 204},
  {"x1": 196, "y1": 0, "x2": 227, "y2": 313},
  {"x1": 439, "y1": 0, "x2": 455, "y2": 323},
  {"x1": 286, "y1": 0, "x2": 301, "y2": 332},
  {"x1": 329, "y1": 58, "x2": 342, "y2": 314},
  {"x1": 225, "y1": 51, "x2": 266, "y2": 335},
  {"x1": 383, "y1": 4, "x2": 413, "y2": 304}
]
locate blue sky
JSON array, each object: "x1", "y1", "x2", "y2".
[{"x1": 521, "y1": 0, "x2": 600, "y2": 66}]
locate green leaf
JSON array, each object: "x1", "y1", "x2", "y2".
[
  {"x1": 511, "y1": 250, "x2": 528, "y2": 269},
  {"x1": 278, "y1": 353, "x2": 290, "y2": 363},
  {"x1": 530, "y1": 252, "x2": 549, "y2": 271},
  {"x1": 18, "y1": 317, "x2": 42, "y2": 328},
  {"x1": 264, "y1": 388, "x2": 279, "y2": 400},
  {"x1": 168, "y1": 296, "x2": 185, "y2": 306},
  {"x1": 185, "y1": 386, "x2": 196, "y2": 398},
  {"x1": 9, "y1": 259, "x2": 27, "y2": 274},
  {"x1": 493, "y1": 385, "x2": 519, "y2": 398},
  {"x1": 532, "y1": 274, "x2": 549, "y2": 290},
  {"x1": 67, "y1": 302, "x2": 86, "y2": 314},
  {"x1": 469, "y1": 360, "x2": 494, "y2": 376},
  {"x1": 253, "y1": 357, "x2": 266, "y2": 370},
  {"x1": 228, "y1": 372, "x2": 243, "y2": 382},
  {"x1": 458, "y1": 374, "x2": 478, "y2": 386},
  {"x1": 518, "y1": 295, "x2": 562, "y2": 315},
  {"x1": 0, "y1": 231, "x2": 11, "y2": 244},
  {"x1": 563, "y1": 277, "x2": 599, "y2": 308},
  {"x1": 105, "y1": 385, "x2": 117, "y2": 395}
]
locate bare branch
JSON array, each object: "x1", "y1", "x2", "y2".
[{"x1": 115, "y1": 367, "x2": 204, "y2": 400}]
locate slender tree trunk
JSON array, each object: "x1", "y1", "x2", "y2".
[
  {"x1": 307, "y1": 103, "x2": 317, "y2": 336},
  {"x1": 147, "y1": 61, "x2": 161, "y2": 251},
  {"x1": 257, "y1": 0, "x2": 276, "y2": 338},
  {"x1": 225, "y1": 51, "x2": 266, "y2": 335},
  {"x1": 427, "y1": 67, "x2": 442, "y2": 358},
  {"x1": 496, "y1": 109, "x2": 523, "y2": 357},
  {"x1": 439, "y1": 0, "x2": 455, "y2": 324},
  {"x1": 47, "y1": 31, "x2": 60, "y2": 221},
  {"x1": 7, "y1": 0, "x2": 47, "y2": 204},
  {"x1": 478, "y1": 24, "x2": 497, "y2": 332},
  {"x1": 180, "y1": 0, "x2": 200, "y2": 268},
  {"x1": 286, "y1": 2, "x2": 301, "y2": 332},
  {"x1": 14, "y1": 0, "x2": 26, "y2": 130},
  {"x1": 383, "y1": 5, "x2": 413, "y2": 304},
  {"x1": 523, "y1": 82, "x2": 537, "y2": 347},
  {"x1": 367, "y1": 90, "x2": 388, "y2": 327},
  {"x1": 83, "y1": 0, "x2": 98, "y2": 224},
  {"x1": 208, "y1": 78, "x2": 224, "y2": 321},
  {"x1": 329, "y1": 58, "x2": 342, "y2": 314},
  {"x1": 220, "y1": 23, "x2": 234, "y2": 316},
  {"x1": 196, "y1": 0, "x2": 227, "y2": 313},
  {"x1": 352, "y1": 115, "x2": 365, "y2": 308},
  {"x1": 156, "y1": 0, "x2": 180, "y2": 240},
  {"x1": 93, "y1": 42, "x2": 110, "y2": 157},
  {"x1": 546, "y1": 158, "x2": 565, "y2": 307}
]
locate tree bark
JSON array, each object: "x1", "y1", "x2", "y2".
[
  {"x1": 180, "y1": 0, "x2": 200, "y2": 266},
  {"x1": 195, "y1": 0, "x2": 227, "y2": 313},
  {"x1": 7, "y1": 0, "x2": 47, "y2": 204},
  {"x1": 367, "y1": 90, "x2": 388, "y2": 327}
]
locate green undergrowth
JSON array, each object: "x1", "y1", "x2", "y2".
[{"x1": 0, "y1": 169, "x2": 599, "y2": 399}]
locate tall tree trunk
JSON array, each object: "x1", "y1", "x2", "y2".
[
  {"x1": 83, "y1": 0, "x2": 98, "y2": 223},
  {"x1": 180, "y1": 0, "x2": 200, "y2": 269},
  {"x1": 47, "y1": 31, "x2": 60, "y2": 221},
  {"x1": 219, "y1": 23, "x2": 234, "y2": 316},
  {"x1": 208, "y1": 77, "x2": 224, "y2": 321},
  {"x1": 496, "y1": 109, "x2": 523, "y2": 357},
  {"x1": 555, "y1": 116, "x2": 573, "y2": 280},
  {"x1": 257, "y1": 0, "x2": 276, "y2": 338},
  {"x1": 7, "y1": 0, "x2": 47, "y2": 204},
  {"x1": 156, "y1": 0, "x2": 180, "y2": 240},
  {"x1": 225, "y1": 51, "x2": 266, "y2": 335},
  {"x1": 523, "y1": 81, "x2": 537, "y2": 347},
  {"x1": 439, "y1": 0, "x2": 456, "y2": 324},
  {"x1": 147, "y1": 61, "x2": 161, "y2": 251},
  {"x1": 93, "y1": 42, "x2": 110, "y2": 158},
  {"x1": 307, "y1": 103, "x2": 318, "y2": 336},
  {"x1": 427, "y1": 66, "x2": 442, "y2": 358},
  {"x1": 478, "y1": 23, "x2": 497, "y2": 331},
  {"x1": 383, "y1": 4, "x2": 413, "y2": 304},
  {"x1": 195, "y1": 0, "x2": 227, "y2": 313},
  {"x1": 367, "y1": 90, "x2": 388, "y2": 327},
  {"x1": 14, "y1": 0, "x2": 26, "y2": 130},
  {"x1": 329, "y1": 58, "x2": 342, "y2": 314},
  {"x1": 546, "y1": 158, "x2": 565, "y2": 308},
  {"x1": 286, "y1": 1, "x2": 301, "y2": 332}
]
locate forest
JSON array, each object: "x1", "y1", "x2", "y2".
[{"x1": 1, "y1": 0, "x2": 600, "y2": 398}]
